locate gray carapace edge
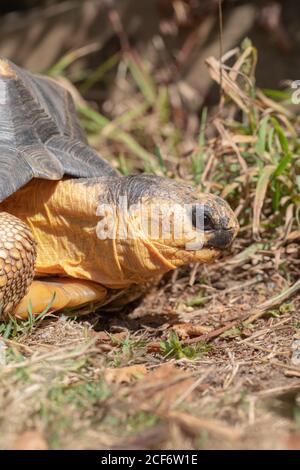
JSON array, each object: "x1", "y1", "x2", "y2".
[{"x1": 0, "y1": 56, "x2": 118, "y2": 203}]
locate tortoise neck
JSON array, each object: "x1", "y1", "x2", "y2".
[{"x1": 0, "y1": 178, "x2": 175, "y2": 288}]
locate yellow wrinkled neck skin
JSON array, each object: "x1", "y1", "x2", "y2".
[{"x1": 0, "y1": 179, "x2": 182, "y2": 289}]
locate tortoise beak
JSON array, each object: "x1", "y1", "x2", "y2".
[{"x1": 206, "y1": 222, "x2": 239, "y2": 250}]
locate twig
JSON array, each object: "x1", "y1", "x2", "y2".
[
  {"x1": 0, "y1": 340, "x2": 96, "y2": 374},
  {"x1": 171, "y1": 368, "x2": 213, "y2": 409},
  {"x1": 167, "y1": 411, "x2": 240, "y2": 440},
  {"x1": 269, "y1": 359, "x2": 300, "y2": 374},
  {"x1": 218, "y1": 0, "x2": 224, "y2": 110},
  {"x1": 256, "y1": 382, "x2": 300, "y2": 397},
  {"x1": 184, "y1": 312, "x2": 250, "y2": 345},
  {"x1": 245, "y1": 279, "x2": 300, "y2": 324},
  {"x1": 184, "y1": 279, "x2": 300, "y2": 346},
  {"x1": 2, "y1": 338, "x2": 34, "y2": 353},
  {"x1": 244, "y1": 342, "x2": 289, "y2": 357}
]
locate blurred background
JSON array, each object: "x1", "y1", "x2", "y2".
[
  {"x1": 1, "y1": 1, "x2": 299, "y2": 102},
  {"x1": 1, "y1": 1, "x2": 299, "y2": 172}
]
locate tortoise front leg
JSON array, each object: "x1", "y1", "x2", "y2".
[
  {"x1": 14, "y1": 279, "x2": 107, "y2": 319},
  {"x1": 0, "y1": 212, "x2": 107, "y2": 320},
  {"x1": 0, "y1": 212, "x2": 36, "y2": 318}
]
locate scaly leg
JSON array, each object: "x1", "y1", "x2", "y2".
[
  {"x1": 0, "y1": 212, "x2": 36, "y2": 318},
  {"x1": 14, "y1": 278, "x2": 107, "y2": 319},
  {"x1": 0, "y1": 212, "x2": 107, "y2": 320}
]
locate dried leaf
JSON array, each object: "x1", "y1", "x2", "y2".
[
  {"x1": 171, "y1": 323, "x2": 212, "y2": 339},
  {"x1": 285, "y1": 434, "x2": 300, "y2": 450},
  {"x1": 205, "y1": 56, "x2": 250, "y2": 113},
  {"x1": 91, "y1": 331, "x2": 110, "y2": 342},
  {"x1": 105, "y1": 364, "x2": 147, "y2": 384},
  {"x1": 285, "y1": 230, "x2": 300, "y2": 242},
  {"x1": 11, "y1": 431, "x2": 48, "y2": 450},
  {"x1": 256, "y1": 89, "x2": 293, "y2": 118},
  {"x1": 134, "y1": 363, "x2": 194, "y2": 412}
]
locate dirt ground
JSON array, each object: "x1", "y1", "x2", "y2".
[
  {"x1": 0, "y1": 0, "x2": 299, "y2": 450},
  {"x1": 0, "y1": 237, "x2": 299, "y2": 450}
]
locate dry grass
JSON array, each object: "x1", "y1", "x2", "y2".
[
  {"x1": 1, "y1": 268, "x2": 299, "y2": 450},
  {"x1": 0, "y1": 20, "x2": 300, "y2": 449}
]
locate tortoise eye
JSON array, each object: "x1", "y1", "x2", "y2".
[
  {"x1": 191, "y1": 206, "x2": 215, "y2": 231},
  {"x1": 203, "y1": 213, "x2": 215, "y2": 231}
]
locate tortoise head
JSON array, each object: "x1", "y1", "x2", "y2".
[{"x1": 98, "y1": 175, "x2": 239, "y2": 277}]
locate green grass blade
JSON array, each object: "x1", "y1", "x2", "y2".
[
  {"x1": 126, "y1": 54, "x2": 156, "y2": 105},
  {"x1": 79, "y1": 105, "x2": 156, "y2": 170},
  {"x1": 271, "y1": 117, "x2": 292, "y2": 177},
  {"x1": 192, "y1": 107, "x2": 207, "y2": 184},
  {"x1": 154, "y1": 146, "x2": 167, "y2": 175},
  {"x1": 255, "y1": 115, "x2": 269, "y2": 157},
  {"x1": 271, "y1": 117, "x2": 290, "y2": 155},
  {"x1": 80, "y1": 53, "x2": 120, "y2": 93},
  {"x1": 253, "y1": 164, "x2": 275, "y2": 238}
]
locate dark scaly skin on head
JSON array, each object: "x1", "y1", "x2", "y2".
[
  {"x1": 75, "y1": 174, "x2": 234, "y2": 226},
  {"x1": 73, "y1": 174, "x2": 238, "y2": 252}
]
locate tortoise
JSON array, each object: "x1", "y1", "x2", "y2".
[{"x1": 0, "y1": 57, "x2": 239, "y2": 320}]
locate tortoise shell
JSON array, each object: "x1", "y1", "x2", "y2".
[{"x1": 0, "y1": 57, "x2": 117, "y2": 202}]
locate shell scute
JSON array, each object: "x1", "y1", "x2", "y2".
[{"x1": 0, "y1": 56, "x2": 117, "y2": 202}]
